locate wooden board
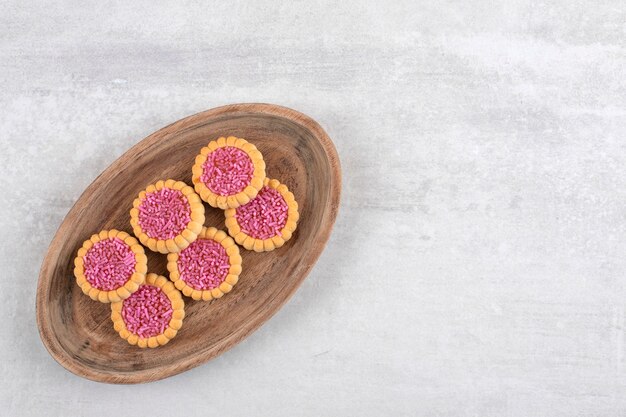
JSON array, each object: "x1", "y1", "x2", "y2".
[{"x1": 36, "y1": 103, "x2": 341, "y2": 384}]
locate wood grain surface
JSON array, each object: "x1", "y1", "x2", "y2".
[{"x1": 35, "y1": 103, "x2": 341, "y2": 384}]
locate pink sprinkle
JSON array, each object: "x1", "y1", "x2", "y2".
[
  {"x1": 235, "y1": 186, "x2": 288, "y2": 239},
  {"x1": 122, "y1": 285, "x2": 173, "y2": 338},
  {"x1": 138, "y1": 187, "x2": 191, "y2": 240},
  {"x1": 83, "y1": 238, "x2": 136, "y2": 291},
  {"x1": 178, "y1": 239, "x2": 230, "y2": 290},
  {"x1": 201, "y1": 146, "x2": 254, "y2": 196}
]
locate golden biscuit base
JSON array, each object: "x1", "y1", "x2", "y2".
[
  {"x1": 225, "y1": 177, "x2": 299, "y2": 252},
  {"x1": 191, "y1": 136, "x2": 266, "y2": 209},
  {"x1": 73, "y1": 229, "x2": 147, "y2": 303},
  {"x1": 129, "y1": 179, "x2": 205, "y2": 254},
  {"x1": 110, "y1": 273, "x2": 185, "y2": 348},
  {"x1": 166, "y1": 227, "x2": 242, "y2": 301}
]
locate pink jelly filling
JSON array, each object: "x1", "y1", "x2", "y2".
[
  {"x1": 235, "y1": 186, "x2": 288, "y2": 239},
  {"x1": 138, "y1": 187, "x2": 191, "y2": 240},
  {"x1": 122, "y1": 285, "x2": 173, "y2": 338},
  {"x1": 83, "y1": 238, "x2": 135, "y2": 291},
  {"x1": 177, "y1": 239, "x2": 230, "y2": 290},
  {"x1": 201, "y1": 146, "x2": 254, "y2": 196}
]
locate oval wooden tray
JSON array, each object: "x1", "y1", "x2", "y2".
[{"x1": 36, "y1": 103, "x2": 341, "y2": 384}]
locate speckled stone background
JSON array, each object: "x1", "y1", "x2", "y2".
[{"x1": 2, "y1": 1, "x2": 625, "y2": 416}]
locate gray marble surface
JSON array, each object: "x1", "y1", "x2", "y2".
[{"x1": 2, "y1": 1, "x2": 626, "y2": 416}]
